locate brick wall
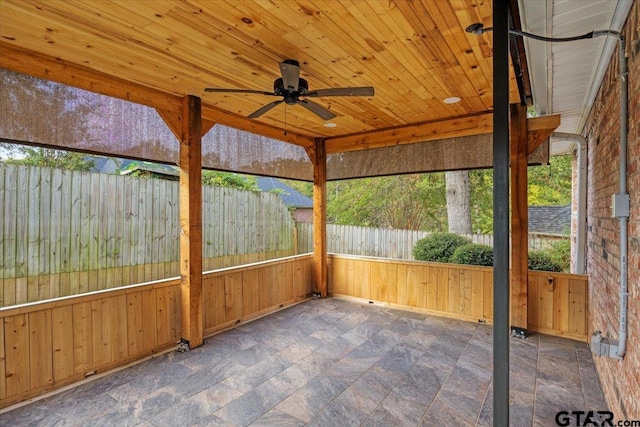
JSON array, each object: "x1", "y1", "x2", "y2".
[{"x1": 583, "y1": 1, "x2": 640, "y2": 418}]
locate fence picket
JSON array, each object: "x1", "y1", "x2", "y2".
[
  {"x1": 0, "y1": 164, "x2": 298, "y2": 307},
  {"x1": 297, "y1": 223, "x2": 566, "y2": 260}
]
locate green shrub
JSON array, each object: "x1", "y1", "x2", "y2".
[
  {"x1": 413, "y1": 233, "x2": 471, "y2": 263},
  {"x1": 450, "y1": 244, "x2": 494, "y2": 266},
  {"x1": 528, "y1": 250, "x2": 563, "y2": 272},
  {"x1": 547, "y1": 239, "x2": 571, "y2": 272}
]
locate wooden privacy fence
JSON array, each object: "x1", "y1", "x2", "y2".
[
  {"x1": 328, "y1": 254, "x2": 588, "y2": 341},
  {"x1": 0, "y1": 164, "x2": 296, "y2": 307},
  {"x1": 296, "y1": 223, "x2": 565, "y2": 259},
  {"x1": 0, "y1": 254, "x2": 314, "y2": 409}
]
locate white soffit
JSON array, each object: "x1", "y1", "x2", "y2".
[{"x1": 519, "y1": 0, "x2": 633, "y2": 154}]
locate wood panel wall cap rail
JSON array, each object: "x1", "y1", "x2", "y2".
[
  {"x1": 328, "y1": 253, "x2": 493, "y2": 269},
  {"x1": 328, "y1": 254, "x2": 588, "y2": 280},
  {"x1": 203, "y1": 253, "x2": 313, "y2": 276},
  {"x1": 528, "y1": 270, "x2": 588, "y2": 279},
  {"x1": 0, "y1": 277, "x2": 182, "y2": 317}
]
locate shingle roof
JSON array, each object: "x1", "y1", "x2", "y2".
[
  {"x1": 256, "y1": 177, "x2": 313, "y2": 208},
  {"x1": 528, "y1": 204, "x2": 571, "y2": 235}
]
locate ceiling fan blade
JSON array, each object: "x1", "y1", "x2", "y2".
[
  {"x1": 279, "y1": 60, "x2": 300, "y2": 92},
  {"x1": 247, "y1": 100, "x2": 283, "y2": 119},
  {"x1": 297, "y1": 99, "x2": 337, "y2": 121},
  {"x1": 204, "y1": 88, "x2": 276, "y2": 96},
  {"x1": 307, "y1": 87, "x2": 375, "y2": 97}
]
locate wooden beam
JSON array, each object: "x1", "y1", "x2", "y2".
[
  {"x1": 0, "y1": 42, "x2": 181, "y2": 113},
  {"x1": 0, "y1": 42, "x2": 314, "y2": 149},
  {"x1": 510, "y1": 103, "x2": 529, "y2": 331},
  {"x1": 179, "y1": 95, "x2": 203, "y2": 349},
  {"x1": 324, "y1": 112, "x2": 493, "y2": 154},
  {"x1": 527, "y1": 114, "x2": 561, "y2": 155},
  {"x1": 200, "y1": 105, "x2": 314, "y2": 149},
  {"x1": 311, "y1": 139, "x2": 328, "y2": 297},
  {"x1": 157, "y1": 108, "x2": 216, "y2": 141}
]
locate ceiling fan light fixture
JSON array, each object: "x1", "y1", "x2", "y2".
[{"x1": 444, "y1": 97, "x2": 461, "y2": 104}]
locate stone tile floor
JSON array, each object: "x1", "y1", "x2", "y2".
[{"x1": 0, "y1": 298, "x2": 607, "y2": 426}]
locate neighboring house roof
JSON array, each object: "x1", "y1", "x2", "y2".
[
  {"x1": 528, "y1": 204, "x2": 571, "y2": 235},
  {"x1": 85, "y1": 156, "x2": 134, "y2": 174},
  {"x1": 256, "y1": 177, "x2": 313, "y2": 209},
  {"x1": 119, "y1": 161, "x2": 179, "y2": 179}
]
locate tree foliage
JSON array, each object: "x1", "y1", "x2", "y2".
[
  {"x1": 285, "y1": 155, "x2": 572, "y2": 234},
  {"x1": 4, "y1": 147, "x2": 95, "y2": 171},
  {"x1": 202, "y1": 171, "x2": 258, "y2": 191}
]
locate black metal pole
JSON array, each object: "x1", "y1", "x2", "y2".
[{"x1": 493, "y1": 0, "x2": 510, "y2": 426}]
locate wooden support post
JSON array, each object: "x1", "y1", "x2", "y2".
[
  {"x1": 510, "y1": 103, "x2": 529, "y2": 332},
  {"x1": 312, "y1": 138, "x2": 328, "y2": 297},
  {"x1": 179, "y1": 95, "x2": 203, "y2": 349}
]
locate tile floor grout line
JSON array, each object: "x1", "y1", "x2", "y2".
[
  {"x1": 531, "y1": 333, "x2": 542, "y2": 426},
  {"x1": 352, "y1": 311, "x2": 446, "y2": 426},
  {"x1": 418, "y1": 323, "x2": 480, "y2": 426}
]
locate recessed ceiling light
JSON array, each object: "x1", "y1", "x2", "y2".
[
  {"x1": 444, "y1": 97, "x2": 461, "y2": 104},
  {"x1": 324, "y1": 122, "x2": 337, "y2": 128}
]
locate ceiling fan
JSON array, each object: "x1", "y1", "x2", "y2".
[{"x1": 205, "y1": 59, "x2": 374, "y2": 120}]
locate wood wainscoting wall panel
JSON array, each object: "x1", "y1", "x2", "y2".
[
  {"x1": 328, "y1": 255, "x2": 587, "y2": 341},
  {"x1": 0, "y1": 254, "x2": 313, "y2": 409},
  {"x1": 202, "y1": 255, "x2": 314, "y2": 336},
  {"x1": 0, "y1": 278, "x2": 181, "y2": 408}
]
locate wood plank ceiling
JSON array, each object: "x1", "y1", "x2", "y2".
[{"x1": 0, "y1": 0, "x2": 522, "y2": 151}]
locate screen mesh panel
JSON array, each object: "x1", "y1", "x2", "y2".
[
  {"x1": 327, "y1": 135, "x2": 493, "y2": 180},
  {"x1": 0, "y1": 69, "x2": 312, "y2": 180},
  {"x1": 327, "y1": 134, "x2": 549, "y2": 180}
]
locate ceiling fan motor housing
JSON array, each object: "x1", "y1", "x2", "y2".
[{"x1": 274, "y1": 77, "x2": 309, "y2": 103}]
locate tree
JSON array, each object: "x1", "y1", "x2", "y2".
[
  {"x1": 4, "y1": 146, "x2": 95, "y2": 171},
  {"x1": 445, "y1": 170, "x2": 472, "y2": 234},
  {"x1": 202, "y1": 171, "x2": 258, "y2": 191}
]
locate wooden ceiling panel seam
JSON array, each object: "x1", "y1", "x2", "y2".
[
  {"x1": 300, "y1": 1, "x2": 418, "y2": 123},
  {"x1": 382, "y1": 1, "x2": 485, "y2": 106},
  {"x1": 329, "y1": 1, "x2": 453, "y2": 119},
  {"x1": 0, "y1": 1, "x2": 238, "y2": 96},
  {"x1": 424, "y1": 0, "x2": 494, "y2": 110}
]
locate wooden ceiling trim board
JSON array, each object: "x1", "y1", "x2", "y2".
[
  {"x1": 324, "y1": 112, "x2": 493, "y2": 153},
  {"x1": 0, "y1": 42, "x2": 182, "y2": 113}
]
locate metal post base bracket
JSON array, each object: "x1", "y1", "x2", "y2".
[
  {"x1": 177, "y1": 338, "x2": 191, "y2": 353},
  {"x1": 510, "y1": 326, "x2": 528, "y2": 339}
]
